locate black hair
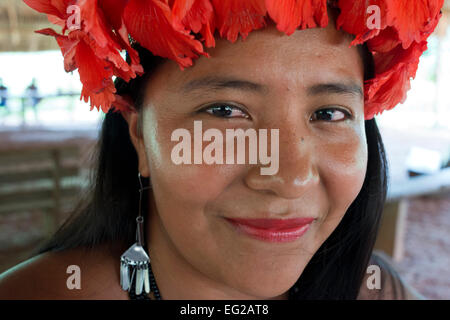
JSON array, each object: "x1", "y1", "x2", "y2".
[{"x1": 34, "y1": 35, "x2": 388, "y2": 299}]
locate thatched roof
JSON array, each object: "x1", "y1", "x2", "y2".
[
  {"x1": 1, "y1": 0, "x2": 449, "y2": 52},
  {"x1": 0, "y1": 0, "x2": 59, "y2": 52}
]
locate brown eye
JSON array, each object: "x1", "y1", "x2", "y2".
[
  {"x1": 202, "y1": 104, "x2": 250, "y2": 119},
  {"x1": 311, "y1": 107, "x2": 352, "y2": 122}
]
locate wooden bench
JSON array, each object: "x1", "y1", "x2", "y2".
[
  {"x1": 0, "y1": 145, "x2": 86, "y2": 239},
  {"x1": 374, "y1": 167, "x2": 450, "y2": 262}
]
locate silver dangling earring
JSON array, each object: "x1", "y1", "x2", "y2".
[{"x1": 120, "y1": 173, "x2": 152, "y2": 295}]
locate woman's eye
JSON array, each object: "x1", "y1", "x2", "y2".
[
  {"x1": 201, "y1": 104, "x2": 250, "y2": 119},
  {"x1": 311, "y1": 107, "x2": 352, "y2": 122}
]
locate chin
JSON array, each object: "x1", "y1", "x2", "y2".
[{"x1": 226, "y1": 271, "x2": 299, "y2": 300}]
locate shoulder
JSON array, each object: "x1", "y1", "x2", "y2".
[
  {"x1": 357, "y1": 250, "x2": 425, "y2": 300},
  {"x1": 0, "y1": 243, "x2": 130, "y2": 300}
]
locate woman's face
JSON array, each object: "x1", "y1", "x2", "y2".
[{"x1": 126, "y1": 21, "x2": 367, "y2": 299}]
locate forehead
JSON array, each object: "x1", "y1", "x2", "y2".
[{"x1": 149, "y1": 22, "x2": 364, "y2": 96}]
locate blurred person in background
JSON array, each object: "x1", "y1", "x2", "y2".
[
  {"x1": 24, "y1": 78, "x2": 41, "y2": 121},
  {"x1": 0, "y1": 78, "x2": 8, "y2": 112}
]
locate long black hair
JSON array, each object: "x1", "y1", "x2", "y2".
[{"x1": 34, "y1": 35, "x2": 388, "y2": 299}]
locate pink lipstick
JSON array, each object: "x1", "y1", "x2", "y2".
[{"x1": 225, "y1": 217, "x2": 314, "y2": 243}]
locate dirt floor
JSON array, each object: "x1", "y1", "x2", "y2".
[
  {"x1": 378, "y1": 125, "x2": 450, "y2": 299},
  {"x1": 395, "y1": 194, "x2": 450, "y2": 299}
]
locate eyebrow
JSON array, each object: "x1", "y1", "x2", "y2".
[
  {"x1": 181, "y1": 76, "x2": 268, "y2": 94},
  {"x1": 307, "y1": 83, "x2": 363, "y2": 99},
  {"x1": 181, "y1": 76, "x2": 363, "y2": 99}
]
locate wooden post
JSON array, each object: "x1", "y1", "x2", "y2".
[{"x1": 374, "y1": 199, "x2": 409, "y2": 262}]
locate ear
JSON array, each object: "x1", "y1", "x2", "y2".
[{"x1": 121, "y1": 110, "x2": 150, "y2": 178}]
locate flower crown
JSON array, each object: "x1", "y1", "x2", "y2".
[{"x1": 24, "y1": 0, "x2": 444, "y2": 120}]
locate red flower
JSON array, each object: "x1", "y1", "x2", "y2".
[
  {"x1": 266, "y1": 0, "x2": 328, "y2": 35},
  {"x1": 24, "y1": 0, "x2": 142, "y2": 113},
  {"x1": 36, "y1": 28, "x2": 125, "y2": 113},
  {"x1": 123, "y1": 0, "x2": 207, "y2": 70},
  {"x1": 364, "y1": 41, "x2": 428, "y2": 120},
  {"x1": 25, "y1": 0, "x2": 445, "y2": 118},
  {"x1": 211, "y1": 0, "x2": 267, "y2": 42}
]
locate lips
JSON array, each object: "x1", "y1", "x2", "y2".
[
  {"x1": 225, "y1": 217, "x2": 315, "y2": 231},
  {"x1": 224, "y1": 217, "x2": 315, "y2": 243}
]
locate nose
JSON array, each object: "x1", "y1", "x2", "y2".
[{"x1": 244, "y1": 121, "x2": 319, "y2": 199}]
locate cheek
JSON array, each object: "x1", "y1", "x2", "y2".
[
  {"x1": 141, "y1": 107, "x2": 242, "y2": 215},
  {"x1": 315, "y1": 131, "x2": 368, "y2": 236},
  {"x1": 141, "y1": 109, "x2": 245, "y2": 280}
]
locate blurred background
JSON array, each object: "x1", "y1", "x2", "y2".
[{"x1": 0, "y1": 1, "x2": 449, "y2": 299}]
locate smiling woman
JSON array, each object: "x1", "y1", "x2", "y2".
[
  {"x1": 116, "y1": 20, "x2": 371, "y2": 300},
  {"x1": 0, "y1": 0, "x2": 443, "y2": 300}
]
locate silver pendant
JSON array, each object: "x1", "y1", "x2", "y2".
[
  {"x1": 120, "y1": 217, "x2": 151, "y2": 294},
  {"x1": 120, "y1": 247, "x2": 151, "y2": 294},
  {"x1": 120, "y1": 173, "x2": 152, "y2": 295}
]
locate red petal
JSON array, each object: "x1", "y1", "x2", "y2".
[
  {"x1": 24, "y1": 0, "x2": 65, "y2": 18},
  {"x1": 386, "y1": 0, "x2": 444, "y2": 48},
  {"x1": 211, "y1": 0, "x2": 267, "y2": 42},
  {"x1": 117, "y1": 25, "x2": 145, "y2": 76},
  {"x1": 171, "y1": 0, "x2": 196, "y2": 27},
  {"x1": 98, "y1": 0, "x2": 129, "y2": 31},
  {"x1": 84, "y1": 87, "x2": 117, "y2": 113},
  {"x1": 266, "y1": 0, "x2": 328, "y2": 36},
  {"x1": 367, "y1": 27, "x2": 400, "y2": 53},
  {"x1": 364, "y1": 41, "x2": 428, "y2": 119},
  {"x1": 171, "y1": 0, "x2": 216, "y2": 47},
  {"x1": 336, "y1": 0, "x2": 390, "y2": 46},
  {"x1": 99, "y1": 0, "x2": 144, "y2": 75},
  {"x1": 50, "y1": 0, "x2": 75, "y2": 17},
  {"x1": 36, "y1": 28, "x2": 79, "y2": 72},
  {"x1": 200, "y1": 18, "x2": 216, "y2": 47},
  {"x1": 24, "y1": 0, "x2": 77, "y2": 22},
  {"x1": 78, "y1": 0, "x2": 141, "y2": 82},
  {"x1": 75, "y1": 39, "x2": 116, "y2": 112},
  {"x1": 47, "y1": 14, "x2": 66, "y2": 27},
  {"x1": 85, "y1": 35, "x2": 135, "y2": 80},
  {"x1": 78, "y1": 0, "x2": 115, "y2": 48},
  {"x1": 124, "y1": 0, "x2": 206, "y2": 70}
]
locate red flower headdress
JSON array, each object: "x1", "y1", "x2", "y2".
[{"x1": 24, "y1": 0, "x2": 444, "y2": 120}]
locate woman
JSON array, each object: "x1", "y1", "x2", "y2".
[{"x1": 0, "y1": 0, "x2": 441, "y2": 299}]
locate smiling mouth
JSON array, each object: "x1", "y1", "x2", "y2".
[{"x1": 224, "y1": 217, "x2": 315, "y2": 243}]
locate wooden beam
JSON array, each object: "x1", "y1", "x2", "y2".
[{"x1": 5, "y1": 0, "x2": 20, "y2": 46}]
